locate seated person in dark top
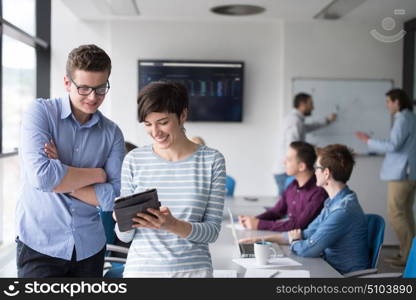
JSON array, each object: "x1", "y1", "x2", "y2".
[
  {"x1": 238, "y1": 141, "x2": 327, "y2": 231},
  {"x1": 240, "y1": 144, "x2": 369, "y2": 274}
]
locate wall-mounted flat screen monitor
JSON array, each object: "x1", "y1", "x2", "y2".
[{"x1": 138, "y1": 60, "x2": 244, "y2": 122}]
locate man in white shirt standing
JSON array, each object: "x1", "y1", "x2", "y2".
[{"x1": 275, "y1": 93, "x2": 337, "y2": 195}]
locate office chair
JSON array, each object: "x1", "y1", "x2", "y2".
[
  {"x1": 402, "y1": 237, "x2": 416, "y2": 278},
  {"x1": 273, "y1": 174, "x2": 295, "y2": 196},
  {"x1": 399, "y1": 237, "x2": 416, "y2": 278},
  {"x1": 99, "y1": 209, "x2": 129, "y2": 278},
  {"x1": 226, "y1": 175, "x2": 236, "y2": 196},
  {"x1": 357, "y1": 237, "x2": 416, "y2": 278},
  {"x1": 344, "y1": 214, "x2": 385, "y2": 277},
  {"x1": 284, "y1": 176, "x2": 295, "y2": 190}
]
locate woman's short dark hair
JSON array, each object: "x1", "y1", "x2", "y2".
[
  {"x1": 125, "y1": 141, "x2": 137, "y2": 153},
  {"x1": 289, "y1": 141, "x2": 316, "y2": 171},
  {"x1": 386, "y1": 88, "x2": 413, "y2": 111},
  {"x1": 137, "y1": 81, "x2": 189, "y2": 122},
  {"x1": 293, "y1": 93, "x2": 311, "y2": 108},
  {"x1": 316, "y1": 144, "x2": 355, "y2": 183}
]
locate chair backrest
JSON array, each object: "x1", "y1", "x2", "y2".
[
  {"x1": 226, "y1": 175, "x2": 236, "y2": 196},
  {"x1": 366, "y1": 214, "x2": 385, "y2": 269},
  {"x1": 99, "y1": 208, "x2": 127, "y2": 278},
  {"x1": 284, "y1": 176, "x2": 295, "y2": 190},
  {"x1": 99, "y1": 208, "x2": 116, "y2": 245},
  {"x1": 403, "y1": 237, "x2": 416, "y2": 278}
]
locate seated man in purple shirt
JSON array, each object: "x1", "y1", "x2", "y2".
[{"x1": 238, "y1": 141, "x2": 327, "y2": 231}]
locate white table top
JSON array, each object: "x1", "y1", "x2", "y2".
[{"x1": 209, "y1": 196, "x2": 343, "y2": 278}]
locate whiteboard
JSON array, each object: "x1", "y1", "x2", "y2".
[{"x1": 293, "y1": 78, "x2": 394, "y2": 154}]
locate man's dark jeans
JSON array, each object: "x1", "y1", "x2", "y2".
[{"x1": 16, "y1": 237, "x2": 105, "y2": 278}]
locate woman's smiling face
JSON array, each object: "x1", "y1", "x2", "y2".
[{"x1": 144, "y1": 111, "x2": 185, "y2": 149}]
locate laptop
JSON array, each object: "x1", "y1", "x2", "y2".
[
  {"x1": 227, "y1": 208, "x2": 255, "y2": 258},
  {"x1": 227, "y1": 208, "x2": 284, "y2": 259}
]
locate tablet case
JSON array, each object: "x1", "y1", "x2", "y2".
[{"x1": 114, "y1": 189, "x2": 161, "y2": 232}]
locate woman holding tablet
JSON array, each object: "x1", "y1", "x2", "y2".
[{"x1": 115, "y1": 81, "x2": 226, "y2": 277}]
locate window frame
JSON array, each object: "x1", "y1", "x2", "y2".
[
  {"x1": 403, "y1": 18, "x2": 416, "y2": 103},
  {"x1": 0, "y1": 0, "x2": 51, "y2": 156}
]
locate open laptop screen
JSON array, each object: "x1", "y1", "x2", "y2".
[{"x1": 228, "y1": 208, "x2": 254, "y2": 257}]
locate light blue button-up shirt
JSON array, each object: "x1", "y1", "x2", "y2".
[
  {"x1": 290, "y1": 187, "x2": 369, "y2": 274},
  {"x1": 368, "y1": 109, "x2": 416, "y2": 181},
  {"x1": 17, "y1": 96, "x2": 124, "y2": 261}
]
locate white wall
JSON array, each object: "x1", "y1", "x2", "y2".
[
  {"x1": 109, "y1": 20, "x2": 283, "y2": 197},
  {"x1": 284, "y1": 20, "x2": 402, "y2": 109},
  {"x1": 51, "y1": 0, "x2": 111, "y2": 112},
  {"x1": 51, "y1": 2, "x2": 407, "y2": 244}
]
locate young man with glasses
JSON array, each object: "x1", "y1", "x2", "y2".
[
  {"x1": 238, "y1": 141, "x2": 327, "y2": 232},
  {"x1": 16, "y1": 44, "x2": 125, "y2": 277}
]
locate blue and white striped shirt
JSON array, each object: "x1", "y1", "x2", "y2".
[{"x1": 115, "y1": 144, "x2": 226, "y2": 277}]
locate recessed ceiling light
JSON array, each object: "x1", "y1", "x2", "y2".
[{"x1": 211, "y1": 5, "x2": 265, "y2": 16}]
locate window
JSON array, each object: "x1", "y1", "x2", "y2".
[
  {"x1": 0, "y1": 0, "x2": 51, "y2": 154},
  {"x1": 0, "y1": 0, "x2": 50, "y2": 248},
  {"x1": 414, "y1": 31, "x2": 416, "y2": 98},
  {"x1": 3, "y1": 0, "x2": 36, "y2": 36},
  {"x1": 2, "y1": 36, "x2": 36, "y2": 153}
]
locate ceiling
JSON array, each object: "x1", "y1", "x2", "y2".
[
  {"x1": 343, "y1": 0, "x2": 416, "y2": 23},
  {"x1": 61, "y1": 0, "x2": 416, "y2": 24}
]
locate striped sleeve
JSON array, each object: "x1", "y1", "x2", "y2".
[
  {"x1": 115, "y1": 152, "x2": 136, "y2": 243},
  {"x1": 185, "y1": 151, "x2": 226, "y2": 243}
]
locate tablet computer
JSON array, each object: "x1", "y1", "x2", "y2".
[{"x1": 114, "y1": 189, "x2": 161, "y2": 232}]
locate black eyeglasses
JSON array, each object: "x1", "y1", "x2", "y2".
[
  {"x1": 314, "y1": 164, "x2": 325, "y2": 171},
  {"x1": 70, "y1": 77, "x2": 110, "y2": 96}
]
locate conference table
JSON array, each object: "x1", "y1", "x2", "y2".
[{"x1": 209, "y1": 196, "x2": 343, "y2": 278}]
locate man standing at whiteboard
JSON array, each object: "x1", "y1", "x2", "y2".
[
  {"x1": 275, "y1": 93, "x2": 337, "y2": 196},
  {"x1": 356, "y1": 88, "x2": 416, "y2": 268}
]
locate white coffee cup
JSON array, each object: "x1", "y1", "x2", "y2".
[{"x1": 254, "y1": 241, "x2": 277, "y2": 265}]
